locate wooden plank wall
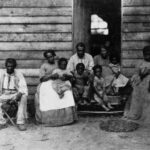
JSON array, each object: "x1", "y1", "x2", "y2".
[
  {"x1": 73, "y1": 0, "x2": 121, "y2": 56},
  {"x1": 73, "y1": 0, "x2": 91, "y2": 52},
  {"x1": 122, "y1": 0, "x2": 150, "y2": 76},
  {"x1": 0, "y1": 0, "x2": 73, "y2": 101}
]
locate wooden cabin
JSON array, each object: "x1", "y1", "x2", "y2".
[{"x1": 0, "y1": 0, "x2": 149, "y2": 114}]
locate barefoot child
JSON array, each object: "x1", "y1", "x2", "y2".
[
  {"x1": 92, "y1": 65, "x2": 113, "y2": 111},
  {"x1": 72, "y1": 63, "x2": 91, "y2": 105}
]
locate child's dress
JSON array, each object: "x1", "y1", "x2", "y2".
[{"x1": 93, "y1": 76, "x2": 108, "y2": 104}]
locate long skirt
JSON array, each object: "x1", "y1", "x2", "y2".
[
  {"x1": 124, "y1": 75, "x2": 150, "y2": 125},
  {"x1": 35, "y1": 80, "x2": 78, "y2": 126}
]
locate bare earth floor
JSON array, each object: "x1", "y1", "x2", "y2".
[{"x1": 0, "y1": 116, "x2": 150, "y2": 150}]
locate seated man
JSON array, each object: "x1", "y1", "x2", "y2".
[
  {"x1": 67, "y1": 42, "x2": 94, "y2": 74},
  {"x1": 0, "y1": 58, "x2": 28, "y2": 131}
]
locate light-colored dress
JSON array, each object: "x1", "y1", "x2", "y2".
[
  {"x1": 93, "y1": 76, "x2": 108, "y2": 104},
  {"x1": 124, "y1": 60, "x2": 150, "y2": 125},
  {"x1": 35, "y1": 62, "x2": 77, "y2": 126}
]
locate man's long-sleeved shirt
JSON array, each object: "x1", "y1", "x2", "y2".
[
  {"x1": 67, "y1": 53, "x2": 94, "y2": 72},
  {"x1": 0, "y1": 69, "x2": 28, "y2": 96}
]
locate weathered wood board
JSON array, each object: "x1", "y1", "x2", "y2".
[
  {"x1": 0, "y1": 42, "x2": 72, "y2": 50},
  {"x1": 0, "y1": 51, "x2": 72, "y2": 59},
  {"x1": 0, "y1": 33, "x2": 72, "y2": 42},
  {"x1": 123, "y1": 0, "x2": 150, "y2": 6},
  {"x1": 123, "y1": 33, "x2": 150, "y2": 41},
  {"x1": 0, "y1": 0, "x2": 73, "y2": 102},
  {"x1": 122, "y1": 41, "x2": 150, "y2": 50},
  {"x1": 0, "y1": 16, "x2": 72, "y2": 24},
  {"x1": 123, "y1": 16, "x2": 150, "y2": 23},
  {"x1": 0, "y1": 24, "x2": 72, "y2": 33},
  {"x1": 123, "y1": 23, "x2": 150, "y2": 32},
  {"x1": 122, "y1": 0, "x2": 150, "y2": 77},
  {"x1": 122, "y1": 50, "x2": 143, "y2": 59},
  {"x1": 0, "y1": 0, "x2": 72, "y2": 7},
  {"x1": 0, "y1": 8, "x2": 72, "y2": 16},
  {"x1": 123, "y1": 7, "x2": 150, "y2": 15}
]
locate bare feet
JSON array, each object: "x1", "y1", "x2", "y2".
[
  {"x1": 107, "y1": 103, "x2": 114, "y2": 109},
  {"x1": 17, "y1": 124, "x2": 27, "y2": 131},
  {"x1": 101, "y1": 104, "x2": 110, "y2": 111}
]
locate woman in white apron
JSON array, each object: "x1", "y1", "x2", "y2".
[{"x1": 35, "y1": 50, "x2": 77, "y2": 126}]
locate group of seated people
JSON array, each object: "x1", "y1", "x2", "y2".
[
  {"x1": 66, "y1": 43, "x2": 130, "y2": 110},
  {"x1": 1, "y1": 42, "x2": 150, "y2": 131}
]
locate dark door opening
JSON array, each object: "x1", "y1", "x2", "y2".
[{"x1": 73, "y1": 0, "x2": 121, "y2": 60}]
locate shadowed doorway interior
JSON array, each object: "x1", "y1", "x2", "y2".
[{"x1": 73, "y1": 0, "x2": 121, "y2": 60}]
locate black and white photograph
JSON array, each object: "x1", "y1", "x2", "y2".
[{"x1": 0, "y1": 0, "x2": 150, "y2": 149}]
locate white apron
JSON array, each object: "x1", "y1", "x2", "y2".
[{"x1": 39, "y1": 80, "x2": 75, "y2": 111}]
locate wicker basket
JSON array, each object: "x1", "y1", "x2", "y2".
[{"x1": 100, "y1": 119, "x2": 139, "y2": 132}]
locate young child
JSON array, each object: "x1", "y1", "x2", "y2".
[
  {"x1": 105, "y1": 54, "x2": 129, "y2": 96},
  {"x1": 72, "y1": 63, "x2": 91, "y2": 105},
  {"x1": 52, "y1": 58, "x2": 72, "y2": 98},
  {"x1": 92, "y1": 65, "x2": 113, "y2": 111}
]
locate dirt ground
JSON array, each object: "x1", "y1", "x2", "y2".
[{"x1": 0, "y1": 116, "x2": 150, "y2": 150}]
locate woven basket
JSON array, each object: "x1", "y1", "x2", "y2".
[{"x1": 100, "y1": 119, "x2": 139, "y2": 132}]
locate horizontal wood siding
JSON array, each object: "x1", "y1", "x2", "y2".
[
  {"x1": 0, "y1": 51, "x2": 72, "y2": 59},
  {"x1": 0, "y1": 16, "x2": 72, "y2": 24},
  {"x1": 0, "y1": 8, "x2": 72, "y2": 16},
  {"x1": 123, "y1": 0, "x2": 150, "y2": 6},
  {"x1": 122, "y1": 0, "x2": 150, "y2": 76},
  {"x1": 0, "y1": 24, "x2": 72, "y2": 32},
  {"x1": 0, "y1": 42, "x2": 72, "y2": 50},
  {"x1": 0, "y1": 0, "x2": 73, "y2": 101},
  {"x1": 0, "y1": 0, "x2": 72, "y2": 7},
  {"x1": 0, "y1": 33, "x2": 72, "y2": 42}
]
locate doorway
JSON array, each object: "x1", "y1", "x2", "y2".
[{"x1": 73, "y1": 0, "x2": 121, "y2": 60}]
